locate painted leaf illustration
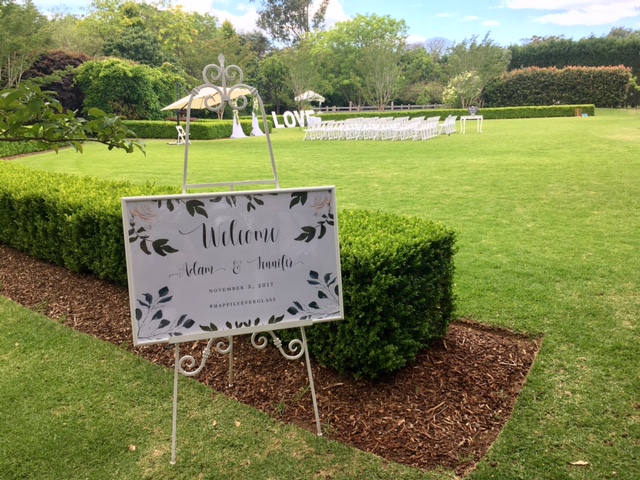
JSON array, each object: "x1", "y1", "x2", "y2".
[
  {"x1": 183, "y1": 319, "x2": 195, "y2": 329},
  {"x1": 140, "y1": 239, "x2": 151, "y2": 255},
  {"x1": 152, "y1": 310, "x2": 163, "y2": 320},
  {"x1": 159, "y1": 319, "x2": 170, "y2": 329},
  {"x1": 200, "y1": 323, "x2": 218, "y2": 332},
  {"x1": 309, "y1": 302, "x2": 320, "y2": 309},
  {"x1": 135, "y1": 308, "x2": 142, "y2": 320},
  {"x1": 319, "y1": 223, "x2": 327, "y2": 239},
  {"x1": 176, "y1": 315, "x2": 186, "y2": 327},
  {"x1": 290, "y1": 191, "x2": 307, "y2": 208},
  {"x1": 186, "y1": 200, "x2": 207, "y2": 218},
  {"x1": 309, "y1": 271, "x2": 319, "y2": 280},
  {"x1": 287, "y1": 306, "x2": 298, "y2": 315},
  {"x1": 152, "y1": 239, "x2": 178, "y2": 256},
  {"x1": 158, "y1": 286, "x2": 170, "y2": 297},
  {"x1": 318, "y1": 291, "x2": 328, "y2": 299},
  {"x1": 294, "y1": 226, "x2": 316, "y2": 242}
]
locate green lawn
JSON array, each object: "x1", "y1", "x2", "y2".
[{"x1": 6, "y1": 109, "x2": 640, "y2": 479}]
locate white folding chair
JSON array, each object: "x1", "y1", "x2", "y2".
[{"x1": 175, "y1": 125, "x2": 190, "y2": 144}]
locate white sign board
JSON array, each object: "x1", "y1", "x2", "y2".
[{"x1": 122, "y1": 187, "x2": 343, "y2": 346}]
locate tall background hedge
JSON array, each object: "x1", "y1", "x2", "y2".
[{"x1": 483, "y1": 66, "x2": 631, "y2": 108}]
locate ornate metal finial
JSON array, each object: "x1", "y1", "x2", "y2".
[{"x1": 195, "y1": 55, "x2": 248, "y2": 113}]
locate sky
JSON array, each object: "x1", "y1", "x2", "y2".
[{"x1": 30, "y1": 0, "x2": 640, "y2": 46}]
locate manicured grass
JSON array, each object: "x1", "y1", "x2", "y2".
[
  {"x1": 9, "y1": 109, "x2": 640, "y2": 479},
  {"x1": 0, "y1": 298, "x2": 445, "y2": 480}
]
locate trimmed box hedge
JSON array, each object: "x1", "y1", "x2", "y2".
[
  {"x1": 0, "y1": 163, "x2": 456, "y2": 378},
  {"x1": 124, "y1": 118, "x2": 271, "y2": 140},
  {"x1": 306, "y1": 209, "x2": 456, "y2": 378},
  {"x1": 0, "y1": 141, "x2": 50, "y2": 159},
  {"x1": 315, "y1": 104, "x2": 595, "y2": 122}
]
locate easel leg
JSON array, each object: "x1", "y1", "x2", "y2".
[
  {"x1": 171, "y1": 343, "x2": 180, "y2": 465},
  {"x1": 301, "y1": 327, "x2": 322, "y2": 436},
  {"x1": 228, "y1": 335, "x2": 234, "y2": 387}
]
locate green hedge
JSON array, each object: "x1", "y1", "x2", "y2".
[
  {"x1": 0, "y1": 141, "x2": 50, "y2": 159},
  {"x1": 0, "y1": 163, "x2": 456, "y2": 379},
  {"x1": 124, "y1": 118, "x2": 272, "y2": 140},
  {"x1": 484, "y1": 66, "x2": 631, "y2": 108},
  {"x1": 306, "y1": 210, "x2": 456, "y2": 378},
  {"x1": 314, "y1": 104, "x2": 595, "y2": 122},
  {"x1": 0, "y1": 163, "x2": 178, "y2": 284}
]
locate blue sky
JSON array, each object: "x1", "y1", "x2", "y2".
[{"x1": 31, "y1": 0, "x2": 640, "y2": 46}]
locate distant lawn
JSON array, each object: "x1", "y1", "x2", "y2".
[{"x1": 9, "y1": 108, "x2": 640, "y2": 479}]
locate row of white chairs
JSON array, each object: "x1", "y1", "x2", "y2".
[{"x1": 303, "y1": 115, "x2": 457, "y2": 141}]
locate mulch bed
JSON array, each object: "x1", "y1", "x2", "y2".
[{"x1": 0, "y1": 244, "x2": 540, "y2": 475}]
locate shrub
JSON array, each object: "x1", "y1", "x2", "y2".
[
  {"x1": 124, "y1": 119, "x2": 270, "y2": 139},
  {"x1": 484, "y1": 66, "x2": 631, "y2": 108},
  {"x1": 306, "y1": 209, "x2": 456, "y2": 379},
  {"x1": 0, "y1": 141, "x2": 49, "y2": 158},
  {"x1": 0, "y1": 162, "x2": 177, "y2": 284},
  {"x1": 0, "y1": 165, "x2": 457, "y2": 379},
  {"x1": 315, "y1": 104, "x2": 595, "y2": 122}
]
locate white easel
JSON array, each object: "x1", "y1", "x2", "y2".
[{"x1": 170, "y1": 54, "x2": 324, "y2": 465}]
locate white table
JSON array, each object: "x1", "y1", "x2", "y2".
[{"x1": 460, "y1": 115, "x2": 483, "y2": 134}]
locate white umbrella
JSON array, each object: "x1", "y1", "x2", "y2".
[
  {"x1": 294, "y1": 90, "x2": 325, "y2": 104},
  {"x1": 161, "y1": 87, "x2": 252, "y2": 111}
]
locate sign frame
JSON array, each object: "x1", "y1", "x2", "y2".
[{"x1": 122, "y1": 186, "x2": 343, "y2": 347}]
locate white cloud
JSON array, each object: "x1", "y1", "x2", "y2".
[
  {"x1": 463, "y1": 16, "x2": 480, "y2": 21},
  {"x1": 211, "y1": 7, "x2": 260, "y2": 32},
  {"x1": 177, "y1": 0, "x2": 349, "y2": 33},
  {"x1": 503, "y1": 1, "x2": 640, "y2": 26},
  {"x1": 407, "y1": 33, "x2": 427, "y2": 44},
  {"x1": 177, "y1": 0, "x2": 215, "y2": 15},
  {"x1": 322, "y1": 0, "x2": 350, "y2": 28}
]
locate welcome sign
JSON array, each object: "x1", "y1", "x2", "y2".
[{"x1": 122, "y1": 187, "x2": 343, "y2": 346}]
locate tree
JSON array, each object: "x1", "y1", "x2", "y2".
[
  {"x1": 443, "y1": 71, "x2": 483, "y2": 107},
  {"x1": 22, "y1": 50, "x2": 91, "y2": 112},
  {"x1": 281, "y1": 37, "x2": 325, "y2": 110},
  {"x1": 317, "y1": 14, "x2": 407, "y2": 109},
  {"x1": 0, "y1": 0, "x2": 50, "y2": 88},
  {"x1": 256, "y1": 53, "x2": 289, "y2": 113},
  {"x1": 358, "y1": 43, "x2": 402, "y2": 110},
  {"x1": 398, "y1": 44, "x2": 440, "y2": 103},
  {"x1": 444, "y1": 33, "x2": 510, "y2": 106},
  {"x1": 103, "y1": 24, "x2": 166, "y2": 66},
  {"x1": 445, "y1": 33, "x2": 511, "y2": 84},
  {"x1": 0, "y1": 82, "x2": 144, "y2": 153},
  {"x1": 251, "y1": 0, "x2": 329, "y2": 45},
  {"x1": 424, "y1": 37, "x2": 452, "y2": 63},
  {"x1": 75, "y1": 58, "x2": 185, "y2": 120}
]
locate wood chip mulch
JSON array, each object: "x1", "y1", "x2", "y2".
[{"x1": 0, "y1": 245, "x2": 541, "y2": 476}]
